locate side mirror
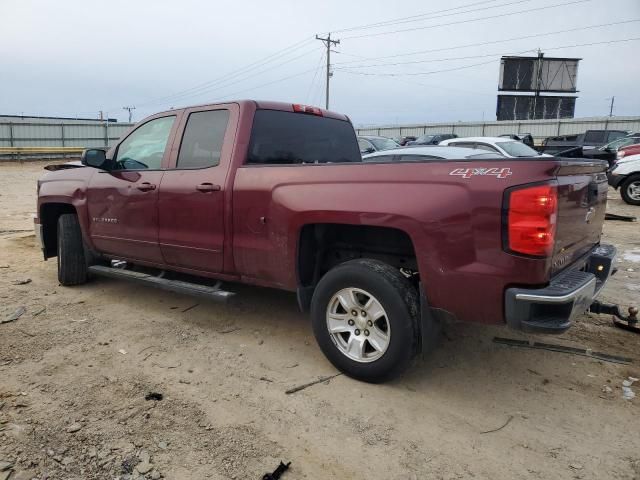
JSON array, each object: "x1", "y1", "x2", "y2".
[
  {"x1": 361, "y1": 147, "x2": 375, "y2": 154},
  {"x1": 81, "y1": 149, "x2": 109, "y2": 169}
]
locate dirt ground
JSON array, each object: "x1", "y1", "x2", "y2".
[{"x1": 0, "y1": 160, "x2": 639, "y2": 480}]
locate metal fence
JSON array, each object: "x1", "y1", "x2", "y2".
[
  {"x1": 0, "y1": 120, "x2": 134, "y2": 149},
  {"x1": 355, "y1": 116, "x2": 640, "y2": 144}
]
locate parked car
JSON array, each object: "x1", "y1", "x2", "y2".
[
  {"x1": 363, "y1": 145, "x2": 504, "y2": 161},
  {"x1": 357, "y1": 135, "x2": 399, "y2": 154},
  {"x1": 439, "y1": 137, "x2": 550, "y2": 158},
  {"x1": 608, "y1": 146, "x2": 640, "y2": 205},
  {"x1": 498, "y1": 133, "x2": 535, "y2": 148},
  {"x1": 392, "y1": 135, "x2": 417, "y2": 146},
  {"x1": 36, "y1": 100, "x2": 614, "y2": 383},
  {"x1": 541, "y1": 129, "x2": 630, "y2": 154},
  {"x1": 581, "y1": 133, "x2": 640, "y2": 165},
  {"x1": 407, "y1": 133, "x2": 457, "y2": 145},
  {"x1": 617, "y1": 141, "x2": 640, "y2": 160}
]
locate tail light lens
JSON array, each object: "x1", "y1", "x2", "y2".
[
  {"x1": 505, "y1": 183, "x2": 558, "y2": 257},
  {"x1": 617, "y1": 150, "x2": 626, "y2": 159}
]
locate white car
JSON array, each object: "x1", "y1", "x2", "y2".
[
  {"x1": 439, "y1": 136, "x2": 551, "y2": 158},
  {"x1": 608, "y1": 151, "x2": 640, "y2": 205},
  {"x1": 362, "y1": 145, "x2": 504, "y2": 161}
]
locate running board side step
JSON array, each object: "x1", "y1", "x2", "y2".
[{"x1": 88, "y1": 265, "x2": 235, "y2": 302}]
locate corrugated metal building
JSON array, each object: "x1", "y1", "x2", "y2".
[
  {"x1": 356, "y1": 116, "x2": 640, "y2": 143},
  {"x1": 0, "y1": 115, "x2": 134, "y2": 148}
]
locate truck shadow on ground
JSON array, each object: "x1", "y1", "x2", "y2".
[
  {"x1": 6, "y1": 229, "x2": 637, "y2": 416},
  {"x1": 86, "y1": 274, "x2": 637, "y2": 404}
]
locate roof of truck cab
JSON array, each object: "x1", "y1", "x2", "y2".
[{"x1": 156, "y1": 100, "x2": 350, "y2": 121}]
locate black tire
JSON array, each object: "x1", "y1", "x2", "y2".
[
  {"x1": 57, "y1": 214, "x2": 88, "y2": 286},
  {"x1": 620, "y1": 174, "x2": 640, "y2": 206},
  {"x1": 310, "y1": 259, "x2": 419, "y2": 383}
]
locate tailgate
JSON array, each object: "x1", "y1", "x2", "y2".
[{"x1": 552, "y1": 160, "x2": 608, "y2": 274}]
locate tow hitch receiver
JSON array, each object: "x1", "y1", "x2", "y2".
[{"x1": 589, "y1": 300, "x2": 639, "y2": 333}]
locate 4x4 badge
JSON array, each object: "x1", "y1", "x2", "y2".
[{"x1": 449, "y1": 167, "x2": 513, "y2": 179}]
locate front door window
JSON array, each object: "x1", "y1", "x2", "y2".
[{"x1": 114, "y1": 116, "x2": 175, "y2": 170}]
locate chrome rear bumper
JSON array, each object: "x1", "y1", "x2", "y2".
[{"x1": 505, "y1": 244, "x2": 616, "y2": 333}]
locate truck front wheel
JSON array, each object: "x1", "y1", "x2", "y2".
[
  {"x1": 57, "y1": 214, "x2": 88, "y2": 286},
  {"x1": 310, "y1": 259, "x2": 419, "y2": 383},
  {"x1": 620, "y1": 174, "x2": 640, "y2": 206}
]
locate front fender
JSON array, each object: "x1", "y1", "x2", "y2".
[{"x1": 37, "y1": 169, "x2": 95, "y2": 251}]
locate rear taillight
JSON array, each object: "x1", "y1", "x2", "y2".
[
  {"x1": 292, "y1": 104, "x2": 323, "y2": 116},
  {"x1": 505, "y1": 183, "x2": 558, "y2": 257},
  {"x1": 617, "y1": 150, "x2": 626, "y2": 159}
]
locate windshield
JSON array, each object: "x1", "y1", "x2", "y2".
[
  {"x1": 370, "y1": 137, "x2": 399, "y2": 151},
  {"x1": 416, "y1": 135, "x2": 435, "y2": 143},
  {"x1": 496, "y1": 141, "x2": 540, "y2": 157},
  {"x1": 599, "y1": 137, "x2": 637, "y2": 151}
]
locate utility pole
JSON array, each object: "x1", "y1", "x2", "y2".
[
  {"x1": 531, "y1": 49, "x2": 544, "y2": 120},
  {"x1": 315, "y1": 33, "x2": 340, "y2": 109},
  {"x1": 122, "y1": 106, "x2": 136, "y2": 123},
  {"x1": 608, "y1": 96, "x2": 615, "y2": 117}
]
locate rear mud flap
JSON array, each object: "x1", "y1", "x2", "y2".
[{"x1": 419, "y1": 282, "x2": 445, "y2": 354}]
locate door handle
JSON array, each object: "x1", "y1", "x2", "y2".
[
  {"x1": 196, "y1": 183, "x2": 221, "y2": 192},
  {"x1": 136, "y1": 182, "x2": 156, "y2": 192}
]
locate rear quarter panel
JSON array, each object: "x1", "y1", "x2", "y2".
[{"x1": 232, "y1": 159, "x2": 563, "y2": 324}]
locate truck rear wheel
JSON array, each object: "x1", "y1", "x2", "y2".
[
  {"x1": 57, "y1": 214, "x2": 88, "y2": 286},
  {"x1": 620, "y1": 174, "x2": 640, "y2": 206},
  {"x1": 310, "y1": 259, "x2": 419, "y2": 383}
]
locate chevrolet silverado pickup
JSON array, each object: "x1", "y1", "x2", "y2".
[{"x1": 35, "y1": 100, "x2": 615, "y2": 382}]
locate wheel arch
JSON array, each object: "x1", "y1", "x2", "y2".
[
  {"x1": 39, "y1": 202, "x2": 79, "y2": 259},
  {"x1": 295, "y1": 222, "x2": 419, "y2": 311}
]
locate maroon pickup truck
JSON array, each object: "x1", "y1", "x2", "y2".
[{"x1": 35, "y1": 100, "x2": 615, "y2": 382}]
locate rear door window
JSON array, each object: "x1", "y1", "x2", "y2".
[
  {"x1": 450, "y1": 142, "x2": 475, "y2": 149},
  {"x1": 606, "y1": 131, "x2": 627, "y2": 142},
  {"x1": 358, "y1": 138, "x2": 374, "y2": 153},
  {"x1": 584, "y1": 131, "x2": 607, "y2": 144},
  {"x1": 475, "y1": 143, "x2": 500, "y2": 152},
  {"x1": 247, "y1": 110, "x2": 361, "y2": 165},
  {"x1": 176, "y1": 109, "x2": 229, "y2": 169}
]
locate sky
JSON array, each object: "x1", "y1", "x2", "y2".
[{"x1": 1, "y1": 0, "x2": 639, "y2": 126}]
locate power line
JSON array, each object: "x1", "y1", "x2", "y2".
[
  {"x1": 131, "y1": 37, "x2": 315, "y2": 109},
  {"x1": 335, "y1": 49, "x2": 537, "y2": 70},
  {"x1": 119, "y1": 1, "x2": 548, "y2": 111},
  {"x1": 338, "y1": 37, "x2": 640, "y2": 77},
  {"x1": 335, "y1": 33, "x2": 640, "y2": 71},
  {"x1": 341, "y1": 0, "x2": 590, "y2": 40},
  {"x1": 207, "y1": 67, "x2": 321, "y2": 104},
  {"x1": 332, "y1": 0, "x2": 524, "y2": 33},
  {"x1": 333, "y1": 19, "x2": 640, "y2": 66},
  {"x1": 136, "y1": 45, "x2": 321, "y2": 110},
  {"x1": 122, "y1": 1, "x2": 534, "y2": 112},
  {"x1": 306, "y1": 50, "x2": 326, "y2": 103},
  {"x1": 339, "y1": 58, "x2": 505, "y2": 77}
]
